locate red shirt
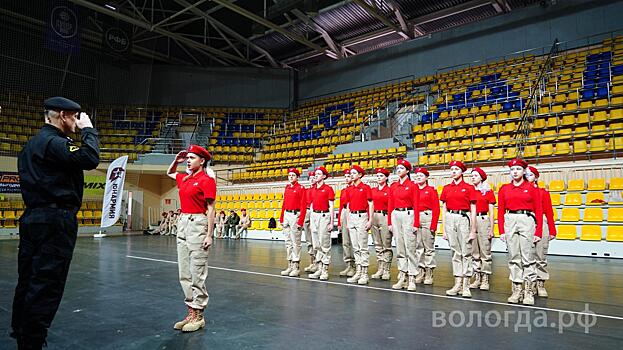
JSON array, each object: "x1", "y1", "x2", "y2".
[
  {"x1": 417, "y1": 185, "x2": 440, "y2": 231},
  {"x1": 387, "y1": 178, "x2": 420, "y2": 227},
  {"x1": 539, "y1": 187, "x2": 557, "y2": 237},
  {"x1": 310, "y1": 183, "x2": 335, "y2": 211},
  {"x1": 176, "y1": 172, "x2": 216, "y2": 214},
  {"x1": 371, "y1": 184, "x2": 390, "y2": 211},
  {"x1": 473, "y1": 187, "x2": 496, "y2": 214},
  {"x1": 305, "y1": 185, "x2": 314, "y2": 208},
  {"x1": 497, "y1": 180, "x2": 544, "y2": 237},
  {"x1": 440, "y1": 179, "x2": 477, "y2": 211},
  {"x1": 347, "y1": 181, "x2": 372, "y2": 212},
  {"x1": 280, "y1": 181, "x2": 307, "y2": 225}
]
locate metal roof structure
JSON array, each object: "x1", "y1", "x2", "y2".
[{"x1": 1, "y1": 0, "x2": 546, "y2": 68}]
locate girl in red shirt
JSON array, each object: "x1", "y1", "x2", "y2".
[
  {"x1": 370, "y1": 168, "x2": 392, "y2": 280},
  {"x1": 469, "y1": 167, "x2": 496, "y2": 291},
  {"x1": 166, "y1": 145, "x2": 216, "y2": 332},
  {"x1": 526, "y1": 166, "x2": 557, "y2": 298},
  {"x1": 413, "y1": 167, "x2": 440, "y2": 285}
]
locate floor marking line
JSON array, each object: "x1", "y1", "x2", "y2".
[{"x1": 126, "y1": 255, "x2": 623, "y2": 321}]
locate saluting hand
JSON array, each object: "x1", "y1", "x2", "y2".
[
  {"x1": 76, "y1": 112, "x2": 93, "y2": 129},
  {"x1": 175, "y1": 151, "x2": 187, "y2": 163}
]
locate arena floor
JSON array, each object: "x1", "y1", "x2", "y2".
[{"x1": 1, "y1": 236, "x2": 622, "y2": 350}]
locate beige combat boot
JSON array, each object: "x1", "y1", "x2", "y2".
[
  {"x1": 407, "y1": 275, "x2": 417, "y2": 291},
  {"x1": 536, "y1": 280, "x2": 548, "y2": 297},
  {"x1": 173, "y1": 306, "x2": 195, "y2": 330},
  {"x1": 392, "y1": 271, "x2": 407, "y2": 290},
  {"x1": 423, "y1": 268, "x2": 434, "y2": 285},
  {"x1": 446, "y1": 277, "x2": 462, "y2": 296},
  {"x1": 462, "y1": 277, "x2": 472, "y2": 298},
  {"x1": 358, "y1": 266, "x2": 369, "y2": 285},
  {"x1": 381, "y1": 262, "x2": 391, "y2": 280},
  {"x1": 523, "y1": 281, "x2": 535, "y2": 305},
  {"x1": 280, "y1": 261, "x2": 293, "y2": 276},
  {"x1": 414, "y1": 267, "x2": 425, "y2": 284},
  {"x1": 480, "y1": 273, "x2": 490, "y2": 291},
  {"x1": 507, "y1": 282, "x2": 523, "y2": 304},
  {"x1": 304, "y1": 256, "x2": 316, "y2": 272},
  {"x1": 288, "y1": 261, "x2": 300, "y2": 277},
  {"x1": 308, "y1": 262, "x2": 323, "y2": 279},
  {"x1": 319, "y1": 264, "x2": 329, "y2": 280},
  {"x1": 347, "y1": 265, "x2": 362, "y2": 283},
  {"x1": 339, "y1": 262, "x2": 356, "y2": 277},
  {"x1": 469, "y1": 272, "x2": 482, "y2": 289},
  {"x1": 370, "y1": 261, "x2": 384, "y2": 279},
  {"x1": 182, "y1": 308, "x2": 206, "y2": 332}
]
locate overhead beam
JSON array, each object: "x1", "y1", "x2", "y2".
[
  {"x1": 210, "y1": 0, "x2": 328, "y2": 55},
  {"x1": 152, "y1": 0, "x2": 209, "y2": 29},
  {"x1": 386, "y1": 0, "x2": 410, "y2": 37},
  {"x1": 172, "y1": 0, "x2": 280, "y2": 67},
  {"x1": 492, "y1": 0, "x2": 512, "y2": 13},
  {"x1": 67, "y1": 0, "x2": 261, "y2": 67},
  {"x1": 351, "y1": 0, "x2": 410, "y2": 39},
  {"x1": 410, "y1": 0, "x2": 493, "y2": 27},
  {"x1": 291, "y1": 9, "x2": 343, "y2": 59}
]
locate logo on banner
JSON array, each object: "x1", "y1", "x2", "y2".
[
  {"x1": 109, "y1": 167, "x2": 125, "y2": 181},
  {"x1": 50, "y1": 6, "x2": 78, "y2": 39},
  {"x1": 0, "y1": 173, "x2": 20, "y2": 194},
  {"x1": 104, "y1": 27, "x2": 130, "y2": 53}
]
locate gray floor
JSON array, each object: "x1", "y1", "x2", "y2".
[{"x1": 1, "y1": 235, "x2": 622, "y2": 350}]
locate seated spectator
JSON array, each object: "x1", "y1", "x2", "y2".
[
  {"x1": 235, "y1": 208, "x2": 252, "y2": 239},
  {"x1": 215, "y1": 211, "x2": 227, "y2": 238},
  {"x1": 225, "y1": 210, "x2": 239, "y2": 239}
]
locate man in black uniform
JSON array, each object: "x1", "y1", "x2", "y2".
[{"x1": 11, "y1": 97, "x2": 99, "y2": 349}]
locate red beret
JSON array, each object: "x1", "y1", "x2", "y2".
[
  {"x1": 187, "y1": 144, "x2": 211, "y2": 160},
  {"x1": 397, "y1": 159, "x2": 412, "y2": 171},
  {"x1": 343, "y1": 168, "x2": 351, "y2": 175},
  {"x1": 449, "y1": 160, "x2": 467, "y2": 172},
  {"x1": 508, "y1": 158, "x2": 528, "y2": 168},
  {"x1": 414, "y1": 167, "x2": 429, "y2": 177},
  {"x1": 287, "y1": 168, "x2": 300, "y2": 176},
  {"x1": 527, "y1": 166, "x2": 540, "y2": 178},
  {"x1": 315, "y1": 166, "x2": 329, "y2": 177},
  {"x1": 374, "y1": 168, "x2": 390, "y2": 177},
  {"x1": 472, "y1": 167, "x2": 487, "y2": 181},
  {"x1": 308, "y1": 171, "x2": 316, "y2": 177},
  {"x1": 351, "y1": 165, "x2": 365, "y2": 175}
]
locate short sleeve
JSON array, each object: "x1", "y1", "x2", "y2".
[
  {"x1": 328, "y1": 186, "x2": 335, "y2": 201},
  {"x1": 469, "y1": 185, "x2": 478, "y2": 202},
  {"x1": 439, "y1": 186, "x2": 448, "y2": 202},
  {"x1": 201, "y1": 176, "x2": 217, "y2": 200},
  {"x1": 486, "y1": 190, "x2": 497, "y2": 205},
  {"x1": 175, "y1": 173, "x2": 184, "y2": 188}
]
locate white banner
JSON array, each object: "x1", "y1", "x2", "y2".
[{"x1": 100, "y1": 155, "x2": 128, "y2": 228}]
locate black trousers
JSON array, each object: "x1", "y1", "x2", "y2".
[{"x1": 11, "y1": 208, "x2": 78, "y2": 344}]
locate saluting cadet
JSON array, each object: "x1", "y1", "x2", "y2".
[
  {"x1": 468, "y1": 167, "x2": 496, "y2": 291},
  {"x1": 303, "y1": 171, "x2": 319, "y2": 273},
  {"x1": 498, "y1": 159, "x2": 543, "y2": 305},
  {"x1": 526, "y1": 165, "x2": 557, "y2": 298},
  {"x1": 370, "y1": 168, "x2": 392, "y2": 280},
  {"x1": 279, "y1": 168, "x2": 308, "y2": 277},
  {"x1": 308, "y1": 166, "x2": 335, "y2": 281},
  {"x1": 337, "y1": 169, "x2": 355, "y2": 277},
  {"x1": 440, "y1": 161, "x2": 477, "y2": 298},
  {"x1": 388, "y1": 159, "x2": 420, "y2": 291},
  {"x1": 413, "y1": 167, "x2": 440, "y2": 285},
  {"x1": 346, "y1": 165, "x2": 374, "y2": 285}
]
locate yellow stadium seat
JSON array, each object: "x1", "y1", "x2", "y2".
[
  {"x1": 610, "y1": 178, "x2": 623, "y2": 190},
  {"x1": 586, "y1": 192, "x2": 605, "y2": 205},
  {"x1": 567, "y1": 179, "x2": 585, "y2": 191},
  {"x1": 563, "y1": 193, "x2": 582, "y2": 206},
  {"x1": 490, "y1": 148, "x2": 504, "y2": 160},
  {"x1": 588, "y1": 178, "x2": 606, "y2": 191},
  {"x1": 608, "y1": 208, "x2": 623, "y2": 222},
  {"x1": 550, "y1": 193, "x2": 561, "y2": 206},
  {"x1": 540, "y1": 144, "x2": 554, "y2": 156},
  {"x1": 560, "y1": 208, "x2": 580, "y2": 222},
  {"x1": 580, "y1": 225, "x2": 602, "y2": 241},
  {"x1": 556, "y1": 225, "x2": 577, "y2": 240},
  {"x1": 554, "y1": 142, "x2": 570, "y2": 155},
  {"x1": 606, "y1": 226, "x2": 623, "y2": 242},
  {"x1": 584, "y1": 208, "x2": 604, "y2": 222},
  {"x1": 548, "y1": 180, "x2": 565, "y2": 192},
  {"x1": 573, "y1": 140, "x2": 588, "y2": 154}
]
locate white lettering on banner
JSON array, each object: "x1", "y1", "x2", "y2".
[{"x1": 101, "y1": 156, "x2": 128, "y2": 228}]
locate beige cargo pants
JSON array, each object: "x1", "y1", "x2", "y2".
[
  {"x1": 371, "y1": 212, "x2": 392, "y2": 264},
  {"x1": 282, "y1": 211, "x2": 303, "y2": 262},
  {"x1": 445, "y1": 212, "x2": 473, "y2": 278},
  {"x1": 504, "y1": 213, "x2": 537, "y2": 283},
  {"x1": 177, "y1": 213, "x2": 209, "y2": 310}
]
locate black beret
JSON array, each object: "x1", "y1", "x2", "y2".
[{"x1": 43, "y1": 97, "x2": 81, "y2": 111}]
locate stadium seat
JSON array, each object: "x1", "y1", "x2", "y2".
[
  {"x1": 606, "y1": 226, "x2": 623, "y2": 242},
  {"x1": 580, "y1": 225, "x2": 602, "y2": 241},
  {"x1": 560, "y1": 208, "x2": 580, "y2": 222},
  {"x1": 563, "y1": 193, "x2": 582, "y2": 206},
  {"x1": 550, "y1": 193, "x2": 561, "y2": 206},
  {"x1": 610, "y1": 177, "x2": 623, "y2": 190},
  {"x1": 556, "y1": 225, "x2": 577, "y2": 240},
  {"x1": 587, "y1": 178, "x2": 606, "y2": 191},
  {"x1": 586, "y1": 192, "x2": 605, "y2": 205},
  {"x1": 583, "y1": 208, "x2": 604, "y2": 222},
  {"x1": 548, "y1": 180, "x2": 565, "y2": 192},
  {"x1": 608, "y1": 208, "x2": 623, "y2": 222},
  {"x1": 567, "y1": 179, "x2": 585, "y2": 191}
]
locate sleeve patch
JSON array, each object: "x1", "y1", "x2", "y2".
[{"x1": 68, "y1": 145, "x2": 80, "y2": 152}]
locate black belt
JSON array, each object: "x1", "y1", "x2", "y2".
[
  {"x1": 343, "y1": 205, "x2": 348, "y2": 209},
  {"x1": 477, "y1": 212, "x2": 489, "y2": 217},
  {"x1": 448, "y1": 209, "x2": 469, "y2": 215},
  {"x1": 285, "y1": 209, "x2": 300, "y2": 213},
  {"x1": 394, "y1": 207, "x2": 413, "y2": 211},
  {"x1": 350, "y1": 210, "x2": 367, "y2": 214},
  {"x1": 506, "y1": 210, "x2": 533, "y2": 215},
  {"x1": 374, "y1": 210, "x2": 388, "y2": 215},
  {"x1": 313, "y1": 210, "x2": 329, "y2": 213}
]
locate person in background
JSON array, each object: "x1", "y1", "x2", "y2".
[
  {"x1": 236, "y1": 208, "x2": 251, "y2": 239},
  {"x1": 215, "y1": 211, "x2": 227, "y2": 238},
  {"x1": 468, "y1": 168, "x2": 495, "y2": 291},
  {"x1": 148, "y1": 212, "x2": 169, "y2": 235},
  {"x1": 164, "y1": 210, "x2": 175, "y2": 236},
  {"x1": 225, "y1": 210, "x2": 239, "y2": 239},
  {"x1": 526, "y1": 165, "x2": 557, "y2": 298}
]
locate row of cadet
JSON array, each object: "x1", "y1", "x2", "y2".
[
  {"x1": 278, "y1": 158, "x2": 554, "y2": 306},
  {"x1": 146, "y1": 209, "x2": 254, "y2": 240}
]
